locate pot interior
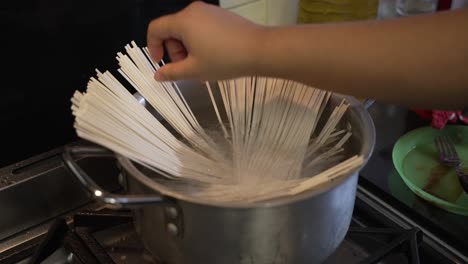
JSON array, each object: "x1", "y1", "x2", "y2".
[{"x1": 119, "y1": 79, "x2": 375, "y2": 208}]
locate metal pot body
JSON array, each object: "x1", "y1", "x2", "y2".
[{"x1": 127, "y1": 169, "x2": 359, "y2": 264}]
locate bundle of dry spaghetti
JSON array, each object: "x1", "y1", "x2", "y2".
[{"x1": 71, "y1": 41, "x2": 364, "y2": 203}]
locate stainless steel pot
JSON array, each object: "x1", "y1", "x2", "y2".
[{"x1": 63, "y1": 80, "x2": 375, "y2": 264}]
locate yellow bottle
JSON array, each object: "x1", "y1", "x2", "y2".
[{"x1": 297, "y1": 0, "x2": 379, "y2": 24}]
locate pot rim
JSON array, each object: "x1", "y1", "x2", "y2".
[{"x1": 117, "y1": 94, "x2": 376, "y2": 209}]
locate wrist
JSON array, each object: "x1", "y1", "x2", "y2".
[{"x1": 243, "y1": 25, "x2": 274, "y2": 77}]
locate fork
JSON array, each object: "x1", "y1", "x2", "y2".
[{"x1": 434, "y1": 136, "x2": 468, "y2": 193}]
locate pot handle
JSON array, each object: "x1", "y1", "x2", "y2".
[
  {"x1": 62, "y1": 145, "x2": 166, "y2": 209},
  {"x1": 362, "y1": 98, "x2": 375, "y2": 110}
]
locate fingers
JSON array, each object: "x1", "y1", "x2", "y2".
[
  {"x1": 147, "y1": 14, "x2": 181, "y2": 62},
  {"x1": 154, "y1": 57, "x2": 196, "y2": 81},
  {"x1": 165, "y1": 39, "x2": 187, "y2": 62}
]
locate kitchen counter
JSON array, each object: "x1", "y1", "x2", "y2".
[{"x1": 360, "y1": 102, "x2": 468, "y2": 254}]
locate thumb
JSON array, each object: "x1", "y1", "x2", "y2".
[
  {"x1": 147, "y1": 14, "x2": 181, "y2": 62},
  {"x1": 154, "y1": 58, "x2": 196, "y2": 81}
]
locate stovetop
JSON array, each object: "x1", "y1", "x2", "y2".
[
  {"x1": 0, "y1": 193, "x2": 425, "y2": 264},
  {"x1": 0, "y1": 178, "x2": 465, "y2": 264},
  {"x1": 360, "y1": 103, "x2": 468, "y2": 255}
]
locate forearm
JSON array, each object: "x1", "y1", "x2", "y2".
[{"x1": 254, "y1": 9, "x2": 468, "y2": 109}]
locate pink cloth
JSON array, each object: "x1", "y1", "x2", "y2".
[{"x1": 413, "y1": 109, "x2": 468, "y2": 129}]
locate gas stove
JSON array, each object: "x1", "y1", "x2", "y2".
[
  {"x1": 0, "y1": 202, "x2": 424, "y2": 264},
  {"x1": 0, "y1": 140, "x2": 466, "y2": 264}
]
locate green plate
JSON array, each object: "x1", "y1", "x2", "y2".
[{"x1": 392, "y1": 125, "x2": 468, "y2": 216}]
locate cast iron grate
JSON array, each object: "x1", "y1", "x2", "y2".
[{"x1": 29, "y1": 211, "x2": 423, "y2": 264}]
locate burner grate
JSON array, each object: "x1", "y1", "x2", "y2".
[
  {"x1": 27, "y1": 210, "x2": 138, "y2": 264},
  {"x1": 26, "y1": 210, "x2": 423, "y2": 264},
  {"x1": 348, "y1": 227, "x2": 423, "y2": 264}
]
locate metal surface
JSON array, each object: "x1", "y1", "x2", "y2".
[
  {"x1": 0, "y1": 145, "x2": 119, "y2": 242},
  {"x1": 62, "y1": 146, "x2": 165, "y2": 209},
  {"x1": 3, "y1": 184, "x2": 462, "y2": 264},
  {"x1": 17, "y1": 210, "x2": 156, "y2": 264},
  {"x1": 356, "y1": 184, "x2": 468, "y2": 263},
  {"x1": 362, "y1": 98, "x2": 375, "y2": 109},
  {"x1": 130, "y1": 170, "x2": 359, "y2": 264},
  {"x1": 0, "y1": 201, "x2": 107, "y2": 263},
  {"x1": 64, "y1": 79, "x2": 376, "y2": 264},
  {"x1": 434, "y1": 136, "x2": 468, "y2": 193}
]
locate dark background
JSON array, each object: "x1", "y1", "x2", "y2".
[{"x1": 0, "y1": 0, "x2": 218, "y2": 167}]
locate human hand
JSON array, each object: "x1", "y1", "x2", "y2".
[{"x1": 147, "y1": 1, "x2": 266, "y2": 81}]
